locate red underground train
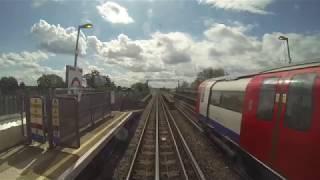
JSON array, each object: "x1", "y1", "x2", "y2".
[{"x1": 196, "y1": 62, "x2": 320, "y2": 179}]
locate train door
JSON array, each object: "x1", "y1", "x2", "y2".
[
  {"x1": 240, "y1": 73, "x2": 286, "y2": 165},
  {"x1": 273, "y1": 69, "x2": 320, "y2": 179},
  {"x1": 198, "y1": 81, "x2": 215, "y2": 117}
]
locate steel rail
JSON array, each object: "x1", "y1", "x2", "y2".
[
  {"x1": 155, "y1": 96, "x2": 160, "y2": 180},
  {"x1": 163, "y1": 97, "x2": 207, "y2": 180},
  {"x1": 177, "y1": 102, "x2": 197, "y2": 118},
  {"x1": 159, "y1": 96, "x2": 189, "y2": 179},
  {"x1": 175, "y1": 105, "x2": 204, "y2": 133},
  {"x1": 126, "y1": 97, "x2": 155, "y2": 180},
  {"x1": 178, "y1": 99, "x2": 195, "y2": 112}
]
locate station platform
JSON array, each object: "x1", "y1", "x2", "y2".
[{"x1": 0, "y1": 110, "x2": 140, "y2": 180}]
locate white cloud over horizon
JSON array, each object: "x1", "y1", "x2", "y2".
[
  {"x1": 0, "y1": 50, "x2": 63, "y2": 84},
  {"x1": 97, "y1": 1, "x2": 134, "y2": 24},
  {"x1": 31, "y1": 19, "x2": 87, "y2": 55},
  {"x1": 5, "y1": 19, "x2": 320, "y2": 87},
  {"x1": 31, "y1": 0, "x2": 63, "y2": 8},
  {"x1": 200, "y1": 0, "x2": 274, "y2": 14}
]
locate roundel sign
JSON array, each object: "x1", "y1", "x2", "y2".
[
  {"x1": 66, "y1": 65, "x2": 83, "y2": 88},
  {"x1": 71, "y1": 77, "x2": 81, "y2": 88}
]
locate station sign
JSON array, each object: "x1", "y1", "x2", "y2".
[
  {"x1": 29, "y1": 97, "x2": 45, "y2": 143},
  {"x1": 66, "y1": 65, "x2": 83, "y2": 88}
]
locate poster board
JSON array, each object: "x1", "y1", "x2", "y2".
[
  {"x1": 52, "y1": 98, "x2": 60, "y2": 144},
  {"x1": 29, "y1": 97, "x2": 45, "y2": 143},
  {"x1": 66, "y1": 65, "x2": 83, "y2": 88}
]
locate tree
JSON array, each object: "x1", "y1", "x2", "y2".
[
  {"x1": 180, "y1": 81, "x2": 189, "y2": 88},
  {"x1": 191, "y1": 68, "x2": 225, "y2": 89},
  {"x1": 91, "y1": 70, "x2": 100, "y2": 76},
  {"x1": 84, "y1": 70, "x2": 99, "y2": 88},
  {"x1": 37, "y1": 74, "x2": 65, "y2": 89},
  {"x1": 131, "y1": 82, "x2": 149, "y2": 92},
  {"x1": 19, "y1": 82, "x2": 26, "y2": 89},
  {"x1": 104, "y1": 76, "x2": 116, "y2": 90},
  {"x1": 0, "y1": 76, "x2": 19, "y2": 94},
  {"x1": 196, "y1": 68, "x2": 225, "y2": 82},
  {"x1": 84, "y1": 70, "x2": 117, "y2": 90}
]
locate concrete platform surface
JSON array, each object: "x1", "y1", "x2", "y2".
[{"x1": 0, "y1": 111, "x2": 136, "y2": 180}]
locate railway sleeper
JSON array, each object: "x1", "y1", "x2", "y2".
[
  {"x1": 160, "y1": 170, "x2": 180, "y2": 178},
  {"x1": 136, "y1": 159, "x2": 154, "y2": 166}
]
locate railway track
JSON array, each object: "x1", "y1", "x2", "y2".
[
  {"x1": 176, "y1": 100, "x2": 196, "y2": 117},
  {"x1": 174, "y1": 99, "x2": 204, "y2": 133},
  {"x1": 126, "y1": 94, "x2": 206, "y2": 180},
  {"x1": 126, "y1": 97, "x2": 156, "y2": 180},
  {"x1": 174, "y1": 97, "x2": 251, "y2": 179}
]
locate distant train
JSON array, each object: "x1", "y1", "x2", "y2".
[{"x1": 196, "y1": 62, "x2": 320, "y2": 179}]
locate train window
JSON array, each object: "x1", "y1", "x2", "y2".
[
  {"x1": 284, "y1": 73, "x2": 316, "y2": 131},
  {"x1": 257, "y1": 78, "x2": 278, "y2": 121},
  {"x1": 220, "y1": 91, "x2": 244, "y2": 113},
  {"x1": 210, "y1": 91, "x2": 221, "y2": 105},
  {"x1": 201, "y1": 89, "x2": 205, "y2": 102}
]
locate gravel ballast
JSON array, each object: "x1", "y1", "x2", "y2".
[
  {"x1": 113, "y1": 99, "x2": 154, "y2": 179},
  {"x1": 170, "y1": 110, "x2": 241, "y2": 180}
]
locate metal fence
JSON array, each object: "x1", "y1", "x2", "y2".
[
  {"x1": 78, "y1": 92, "x2": 111, "y2": 130},
  {"x1": 51, "y1": 96, "x2": 80, "y2": 148},
  {"x1": 0, "y1": 95, "x2": 26, "y2": 152},
  {"x1": 21, "y1": 89, "x2": 148, "y2": 149},
  {"x1": 176, "y1": 88, "x2": 197, "y2": 97},
  {"x1": 111, "y1": 91, "x2": 148, "y2": 111},
  {"x1": 0, "y1": 95, "x2": 22, "y2": 117}
]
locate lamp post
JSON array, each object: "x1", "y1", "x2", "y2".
[
  {"x1": 278, "y1": 35, "x2": 292, "y2": 64},
  {"x1": 74, "y1": 23, "x2": 93, "y2": 68}
]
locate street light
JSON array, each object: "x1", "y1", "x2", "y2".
[
  {"x1": 74, "y1": 23, "x2": 93, "y2": 68},
  {"x1": 278, "y1": 35, "x2": 292, "y2": 64}
]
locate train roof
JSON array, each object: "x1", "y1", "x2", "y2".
[
  {"x1": 260, "y1": 60, "x2": 320, "y2": 73},
  {"x1": 203, "y1": 60, "x2": 320, "y2": 83}
]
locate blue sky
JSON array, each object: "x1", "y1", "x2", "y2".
[{"x1": 0, "y1": 0, "x2": 320, "y2": 87}]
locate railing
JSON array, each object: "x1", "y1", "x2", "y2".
[
  {"x1": 176, "y1": 88, "x2": 197, "y2": 95},
  {"x1": 0, "y1": 88, "x2": 149, "y2": 150},
  {"x1": 24, "y1": 90, "x2": 148, "y2": 149},
  {"x1": 0, "y1": 95, "x2": 23, "y2": 117},
  {"x1": 112, "y1": 91, "x2": 149, "y2": 111},
  {"x1": 77, "y1": 92, "x2": 111, "y2": 130}
]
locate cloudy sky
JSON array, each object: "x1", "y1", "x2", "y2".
[{"x1": 0, "y1": 0, "x2": 319, "y2": 87}]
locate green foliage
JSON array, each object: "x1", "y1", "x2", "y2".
[
  {"x1": 0, "y1": 77, "x2": 19, "y2": 94},
  {"x1": 37, "y1": 74, "x2": 65, "y2": 89},
  {"x1": 91, "y1": 70, "x2": 100, "y2": 76},
  {"x1": 131, "y1": 82, "x2": 149, "y2": 93},
  {"x1": 191, "y1": 68, "x2": 225, "y2": 89},
  {"x1": 180, "y1": 81, "x2": 189, "y2": 88},
  {"x1": 19, "y1": 82, "x2": 26, "y2": 88},
  {"x1": 196, "y1": 68, "x2": 225, "y2": 81},
  {"x1": 84, "y1": 70, "x2": 117, "y2": 90}
]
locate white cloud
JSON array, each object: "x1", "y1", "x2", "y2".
[
  {"x1": 25, "y1": 20, "x2": 320, "y2": 87},
  {"x1": 88, "y1": 22, "x2": 320, "y2": 87},
  {"x1": 0, "y1": 50, "x2": 63, "y2": 85},
  {"x1": 97, "y1": 1, "x2": 134, "y2": 24},
  {"x1": 147, "y1": 8, "x2": 153, "y2": 19},
  {"x1": 204, "y1": 23, "x2": 260, "y2": 56},
  {"x1": 201, "y1": 0, "x2": 273, "y2": 14},
  {"x1": 0, "y1": 50, "x2": 48, "y2": 66},
  {"x1": 31, "y1": 19, "x2": 87, "y2": 55},
  {"x1": 32, "y1": 0, "x2": 63, "y2": 8},
  {"x1": 152, "y1": 32, "x2": 193, "y2": 64},
  {"x1": 87, "y1": 31, "x2": 195, "y2": 74}
]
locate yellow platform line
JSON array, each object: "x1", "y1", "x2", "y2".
[{"x1": 36, "y1": 112, "x2": 129, "y2": 180}]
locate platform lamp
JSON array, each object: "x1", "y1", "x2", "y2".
[
  {"x1": 278, "y1": 35, "x2": 292, "y2": 64},
  {"x1": 74, "y1": 23, "x2": 93, "y2": 68}
]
